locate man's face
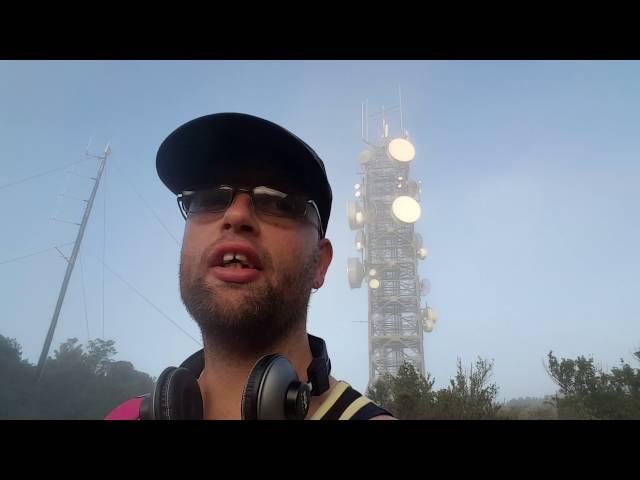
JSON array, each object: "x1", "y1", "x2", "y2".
[{"x1": 178, "y1": 182, "x2": 332, "y2": 355}]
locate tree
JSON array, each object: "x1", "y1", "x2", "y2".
[
  {"x1": 0, "y1": 335, "x2": 37, "y2": 419},
  {"x1": 1, "y1": 335, "x2": 154, "y2": 419},
  {"x1": 85, "y1": 338, "x2": 117, "y2": 375},
  {"x1": 367, "y1": 362, "x2": 435, "y2": 419},
  {"x1": 431, "y1": 357, "x2": 501, "y2": 420},
  {"x1": 367, "y1": 358, "x2": 501, "y2": 419},
  {"x1": 36, "y1": 338, "x2": 96, "y2": 419},
  {"x1": 545, "y1": 348, "x2": 640, "y2": 420}
]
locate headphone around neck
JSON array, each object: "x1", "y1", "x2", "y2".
[{"x1": 139, "y1": 334, "x2": 331, "y2": 420}]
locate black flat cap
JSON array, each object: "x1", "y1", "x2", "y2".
[{"x1": 156, "y1": 113, "x2": 332, "y2": 236}]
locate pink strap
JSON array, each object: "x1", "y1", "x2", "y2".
[{"x1": 104, "y1": 397, "x2": 145, "y2": 420}]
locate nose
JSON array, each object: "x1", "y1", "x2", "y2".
[{"x1": 221, "y1": 192, "x2": 260, "y2": 234}]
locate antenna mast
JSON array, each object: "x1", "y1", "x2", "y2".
[{"x1": 36, "y1": 143, "x2": 111, "y2": 381}]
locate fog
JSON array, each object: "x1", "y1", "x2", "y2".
[{"x1": 1, "y1": 61, "x2": 639, "y2": 416}]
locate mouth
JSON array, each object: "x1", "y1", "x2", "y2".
[{"x1": 208, "y1": 242, "x2": 264, "y2": 284}]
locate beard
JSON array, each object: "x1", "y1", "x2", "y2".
[{"x1": 179, "y1": 247, "x2": 318, "y2": 357}]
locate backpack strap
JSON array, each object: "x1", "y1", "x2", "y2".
[
  {"x1": 310, "y1": 381, "x2": 394, "y2": 420},
  {"x1": 347, "y1": 401, "x2": 393, "y2": 420},
  {"x1": 104, "y1": 395, "x2": 146, "y2": 420}
]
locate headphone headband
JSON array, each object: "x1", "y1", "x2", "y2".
[
  {"x1": 179, "y1": 334, "x2": 331, "y2": 395},
  {"x1": 141, "y1": 334, "x2": 332, "y2": 420}
]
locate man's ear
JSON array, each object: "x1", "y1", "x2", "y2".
[{"x1": 313, "y1": 239, "x2": 333, "y2": 289}]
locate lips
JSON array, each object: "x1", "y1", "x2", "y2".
[{"x1": 208, "y1": 242, "x2": 263, "y2": 284}]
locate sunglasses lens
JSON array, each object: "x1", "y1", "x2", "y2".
[
  {"x1": 253, "y1": 187, "x2": 307, "y2": 218},
  {"x1": 185, "y1": 187, "x2": 233, "y2": 214}
]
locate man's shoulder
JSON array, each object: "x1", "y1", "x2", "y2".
[
  {"x1": 317, "y1": 379, "x2": 395, "y2": 420},
  {"x1": 369, "y1": 414, "x2": 397, "y2": 420}
]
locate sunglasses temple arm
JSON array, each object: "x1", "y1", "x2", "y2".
[{"x1": 177, "y1": 195, "x2": 187, "y2": 220}]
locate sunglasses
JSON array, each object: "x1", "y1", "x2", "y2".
[{"x1": 177, "y1": 185, "x2": 324, "y2": 237}]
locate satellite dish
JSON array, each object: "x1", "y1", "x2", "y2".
[
  {"x1": 391, "y1": 196, "x2": 421, "y2": 224},
  {"x1": 369, "y1": 278, "x2": 380, "y2": 289},
  {"x1": 358, "y1": 149, "x2": 373, "y2": 165},
  {"x1": 355, "y1": 230, "x2": 365, "y2": 251},
  {"x1": 347, "y1": 257, "x2": 365, "y2": 289},
  {"x1": 347, "y1": 201, "x2": 365, "y2": 230},
  {"x1": 420, "y1": 307, "x2": 438, "y2": 331},
  {"x1": 417, "y1": 247, "x2": 429, "y2": 260},
  {"x1": 423, "y1": 319, "x2": 434, "y2": 333},
  {"x1": 387, "y1": 138, "x2": 415, "y2": 162}
]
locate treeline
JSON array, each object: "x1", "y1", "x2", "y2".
[
  {"x1": 2, "y1": 333, "x2": 639, "y2": 419},
  {"x1": 1, "y1": 335, "x2": 153, "y2": 419},
  {"x1": 366, "y1": 347, "x2": 640, "y2": 420}
]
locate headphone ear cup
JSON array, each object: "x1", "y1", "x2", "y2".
[
  {"x1": 241, "y1": 355, "x2": 278, "y2": 420},
  {"x1": 154, "y1": 366, "x2": 203, "y2": 420},
  {"x1": 242, "y1": 354, "x2": 305, "y2": 420},
  {"x1": 285, "y1": 382, "x2": 311, "y2": 420}
]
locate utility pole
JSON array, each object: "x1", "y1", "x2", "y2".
[{"x1": 36, "y1": 144, "x2": 111, "y2": 381}]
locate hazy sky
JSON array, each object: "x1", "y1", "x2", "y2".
[{"x1": 1, "y1": 60, "x2": 639, "y2": 401}]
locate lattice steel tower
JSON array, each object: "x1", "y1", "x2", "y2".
[{"x1": 347, "y1": 99, "x2": 438, "y2": 388}]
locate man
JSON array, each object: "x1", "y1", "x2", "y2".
[{"x1": 106, "y1": 112, "x2": 394, "y2": 420}]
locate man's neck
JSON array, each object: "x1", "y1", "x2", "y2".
[{"x1": 197, "y1": 327, "x2": 319, "y2": 420}]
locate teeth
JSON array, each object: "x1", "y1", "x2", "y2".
[{"x1": 221, "y1": 252, "x2": 255, "y2": 269}]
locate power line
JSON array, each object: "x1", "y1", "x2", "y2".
[
  {"x1": 0, "y1": 242, "x2": 75, "y2": 266},
  {"x1": 111, "y1": 156, "x2": 181, "y2": 248},
  {"x1": 0, "y1": 158, "x2": 93, "y2": 191},
  {"x1": 78, "y1": 253, "x2": 91, "y2": 343},
  {"x1": 83, "y1": 250, "x2": 202, "y2": 347},
  {"x1": 102, "y1": 159, "x2": 107, "y2": 339}
]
